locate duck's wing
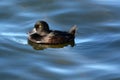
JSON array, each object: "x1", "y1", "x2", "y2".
[
  {"x1": 43, "y1": 31, "x2": 74, "y2": 44},
  {"x1": 47, "y1": 31, "x2": 70, "y2": 37}
]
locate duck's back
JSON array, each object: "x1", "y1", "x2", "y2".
[{"x1": 42, "y1": 30, "x2": 75, "y2": 44}]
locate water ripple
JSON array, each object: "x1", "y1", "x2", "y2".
[
  {"x1": 0, "y1": 0, "x2": 120, "y2": 80},
  {"x1": 0, "y1": 32, "x2": 27, "y2": 45}
]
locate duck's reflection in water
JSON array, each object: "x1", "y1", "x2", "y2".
[{"x1": 28, "y1": 40, "x2": 75, "y2": 50}]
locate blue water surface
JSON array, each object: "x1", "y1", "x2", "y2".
[{"x1": 0, "y1": 0, "x2": 120, "y2": 80}]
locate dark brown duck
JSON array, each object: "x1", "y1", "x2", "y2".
[{"x1": 28, "y1": 21, "x2": 77, "y2": 44}]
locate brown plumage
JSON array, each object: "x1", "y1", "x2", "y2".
[{"x1": 28, "y1": 21, "x2": 77, "y2": 44}]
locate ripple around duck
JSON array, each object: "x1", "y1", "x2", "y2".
[{"x1": 0, "y1": 32, "x2": 27, "y2": 45}]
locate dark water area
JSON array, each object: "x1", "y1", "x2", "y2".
[{"x1": 1, "y1": 0, "x2": 120, "y2": 80}]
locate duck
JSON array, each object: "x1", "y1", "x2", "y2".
[{"x1": 28, "y1": 21, "x2": 77, "y2": 44}]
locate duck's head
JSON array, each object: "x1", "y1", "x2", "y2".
[{"x1": 34, "y1": 21, "x2": 50, "y2": 32}]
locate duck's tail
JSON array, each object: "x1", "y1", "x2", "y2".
[{"x1": 69, "y1": 25, "x2": 77, "y2": 36}]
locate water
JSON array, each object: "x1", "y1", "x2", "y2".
[{"x1": 0, "y1": 0, "x2": 120, "y2": 80}]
